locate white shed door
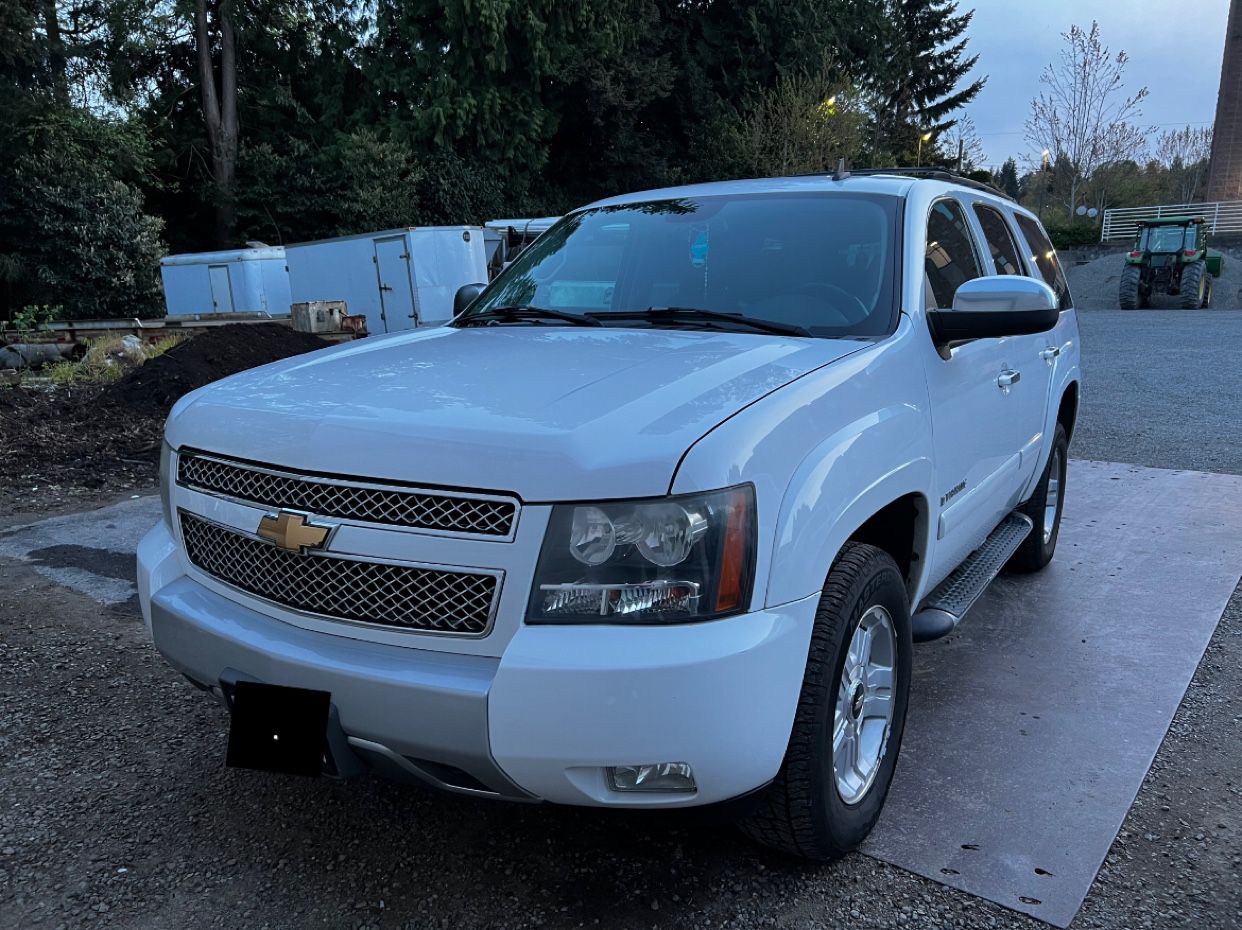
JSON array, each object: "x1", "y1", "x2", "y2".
[{"x1": 208, "y1": 264, "x2": 234, "y2": 313}]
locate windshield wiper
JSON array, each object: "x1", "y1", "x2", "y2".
[
  {"x1": 457, "y1": 305, "x2": 602, "y2": 327},
  {"x1": 590, "y1": 307, "x2": 811, "y2": 337}
]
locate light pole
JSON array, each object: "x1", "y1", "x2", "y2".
[
  {"x1": 917, "y1": 132, "x2": 933, "y2": 167},
  {"x1": 1038, "y1": 149, "x2": 1051, "y2": 220}
]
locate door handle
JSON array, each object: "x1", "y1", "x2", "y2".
[
  {"x1": 379, "y1": 284, "x2": 393, "y2": 292},
  {"x1": 997, "y1": 369, "x2": 1021, "y2": 390},
  {"x1": 1039, "y1": 347, "x2": 1060, "y2": 362}
]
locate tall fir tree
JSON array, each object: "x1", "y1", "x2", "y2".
[
  {"x1": 869, "y1": 0, "x2": 985, "y2": 164},
  {"x1": 997, "y1": 157, "x2": 1022, "y2": 199}
]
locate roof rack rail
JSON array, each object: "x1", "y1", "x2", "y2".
[{"x1": 802, "y1": 165, "x2": 1012, "y2": 201}]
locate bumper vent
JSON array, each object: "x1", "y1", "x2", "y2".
[
  {"x1": 180, "y1": 513, "x2": 499, "y2": 636},
  {"x1": 177, "y1": 451, "x2": 517, "y2": 538}
]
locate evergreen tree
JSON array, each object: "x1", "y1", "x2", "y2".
[
  {"x1": 869, "y1": 0, "x2": 985, "y2": 164},
  {"x1": 367, "y1": 0, "x2": 634, "y2": 183},
  {"x1": 997, "y1": 157, "x2": 1022, "y2": 199}
]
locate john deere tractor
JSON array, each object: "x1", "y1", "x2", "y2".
[{"x1": 1119, "y1": 217, "x2": 1224, "y2": 309}]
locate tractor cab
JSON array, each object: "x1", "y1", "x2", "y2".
[
  {"x1": 1136, "y1": 218, "x2": 1202, "y2": 254},
  {"x1": 1120, "y1": 217, "x2": 1223, "y2": 309}
]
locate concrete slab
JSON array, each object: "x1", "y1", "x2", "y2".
[
  {"x1": 863, "y1": 461, "x2": 1242, "y2": 926},
  {"x1": 0, "y1": 495, "x2": 161, "y2": 606}
]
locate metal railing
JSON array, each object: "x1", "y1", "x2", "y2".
[{"x1": 1100, "y1": 200, "x2": 1242, "y2": 242}]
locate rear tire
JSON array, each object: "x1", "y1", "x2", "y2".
[
  {"x1": 1203, "y1": 273, "x2": 1214, "y2": 309},
  {"x1": 1181, "y1": 261, "x2": 1205, "y2": 309},
  {"x1": 1007, "y1": 422, "x2": 1068, "y2": 573},
  {"x1": 1119, "y1": 265, "x2": 1141, "y2": 310},
  {"x1": 739, "y1": 543, "x2": 912, "y2": 860}
]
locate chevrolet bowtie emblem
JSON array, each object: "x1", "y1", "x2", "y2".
[{"x1": 256, "y1": 510, "x2": 334, "y2": 554}]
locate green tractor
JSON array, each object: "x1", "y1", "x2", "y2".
[{"x1": 1119, "y1": 216, "x2": 1224, "y2": 309}]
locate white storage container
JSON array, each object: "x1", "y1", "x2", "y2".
[{"x1": 284, "y1": 227, "x2": 488, "y2": 335}]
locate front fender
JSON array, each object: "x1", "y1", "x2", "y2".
[
  {"x1": 766, "y1": 408, "x2": 934, "y2": 607},
  {"x1": 671, "y1": 317, "x2": 935, "y2": 612}
]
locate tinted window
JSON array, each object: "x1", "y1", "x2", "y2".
[
  {"x1": 1014, "y1": 214, "x2": 1072, "y2": 310},
  {"x1": 463, "y1": 193, "x2": 900, "y2": 338},
  {"x1": 925, "y1": 199, "x2": 981, "y2": 309},
  {"x1": 973, "y1": 204, "x2": 1024, "y2": 276}
]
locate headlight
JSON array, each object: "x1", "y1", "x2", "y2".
[
  {"x1": 527, "y1": 485, "x2": 756, "y2": 624},
  {"x1": 159, "y1": 442, "x2": 174, "y2": 529}
]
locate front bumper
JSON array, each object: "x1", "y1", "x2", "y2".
[{"x1": 138, "y1": 521, "x2": 818, "y2": 807}]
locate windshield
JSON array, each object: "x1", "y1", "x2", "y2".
[
  {"x1": 458, "y1": 193, "x2": 900, "y2": 338},
  {"x1": 1139, "y1": 225, "x2": 1193, "y2": 252}
]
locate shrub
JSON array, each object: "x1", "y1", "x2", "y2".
[
  {"x1": 0, "y1": 103, "x2": 165, "y2": 321},
  {"x1": 1044, "y1": 223, "x2": 1099, "y2": 250}
]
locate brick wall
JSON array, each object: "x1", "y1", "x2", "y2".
[{"x1": 1208, "y1": 0, "x2": 1242, "y2": 201}]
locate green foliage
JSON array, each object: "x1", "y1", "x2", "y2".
[
  {"x1": 697, "y1": 72, "x2": 867, "y2": 179},
  {"x1": 3, "y1": 0, "x2": 1005, "y2": 313},
  {"x1": 996, "y1": 158, "x2": 1022, "y2": 199},
  {"x1": 368, "y1": 0, "x2": 631, "y2": 179},
  {"x1": 869, "y1": 0, "x2": 986, "y2": 164},
  {"x1": 1043, "y1": 223, "x2": 1099, "y2": 250},
  {"x1": 0, "y1": 101, "x2": 164, "y2": 320},
  {"x1": 234, "y1": 131, "x2": 521, "y2": 243},
  {"x1": 10, "y1": 304, "x2": 65, "y2": 332}
]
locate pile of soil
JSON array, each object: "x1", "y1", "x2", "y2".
[
  {"x1": 103, "y1": 322, "x2": 330, "y2": 412},
  {"x1": 0, "y1": 324, "x2": 329, "y2": 513}
]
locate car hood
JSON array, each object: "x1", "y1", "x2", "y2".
[{"x1": 166, "y1": 326, "x2": 863, "y2": 500}]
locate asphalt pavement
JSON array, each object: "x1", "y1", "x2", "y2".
[{"x1": 1, "y1": 308, "x2": 1239, "y2": 930}]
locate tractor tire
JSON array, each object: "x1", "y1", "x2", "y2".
[
  {"x1": 1203, "y1": 273, "x2": 1214, "y2": 309},
  {"x1": 1181, "y1": 261, "x2": 1206, "y2": 309},
  {"x1": 1119, "y1": 265, "x2": 1142, "y2": 310}
]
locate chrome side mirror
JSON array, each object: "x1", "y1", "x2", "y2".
[{"x1": 929, "y1": 275, "x2": 1060, "y2": 344}]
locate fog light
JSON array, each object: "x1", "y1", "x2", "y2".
[{"x1": 606, "y1": 762, "x2": 696, "y2": 793}]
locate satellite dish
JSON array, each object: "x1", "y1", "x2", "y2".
[
  {"x1": 1075, "y1": 205, "x2": 1087, "y2": 216},
  {"x1": 1087, "y1": 207, "x2": 1099, "y2": 218}
]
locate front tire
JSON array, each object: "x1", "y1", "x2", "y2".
[
  {"x1": 740, "y1": 543, "x2": 912, "y2": 860},
  {"x1": 1007, "y1": 422, "x2": 1068, "y2": 573}
]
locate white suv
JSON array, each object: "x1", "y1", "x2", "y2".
[{"x1": 138, "y1": 170, "x2": 1080, "y2": 858}]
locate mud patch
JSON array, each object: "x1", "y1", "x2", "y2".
[{"x1": 26, "y1": 544, "x2": 139, "y2": 584}]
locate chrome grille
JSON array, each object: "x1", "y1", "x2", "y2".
[
  {"x1": 180, "y1": 513, "x2": 498, "y2": 635},
  {"x1": 177, "y1": 451, "x2": 516, "y2": 537}
]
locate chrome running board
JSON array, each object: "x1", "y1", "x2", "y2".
[{"x1": 912, "y1": 512, "x2": 1033, "y2": 643}]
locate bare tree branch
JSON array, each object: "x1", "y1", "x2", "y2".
[{"x1": 1025, "y1": 21, "x2": 1150, "y2": 213}]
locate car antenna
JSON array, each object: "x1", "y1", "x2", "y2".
[{"x1": 832, "y1": 158, "x2": 850, "y2": 181}]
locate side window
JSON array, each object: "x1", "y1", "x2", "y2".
[
  {"x1": 925, "y1": 199, "x2": 982, "y2": 309},
  {"x1": 973, "y1": 204, "x2": 1024, "y2": 276},
  {"x1": 1014, "y1": 214, "x2": 1072, "y2": 310}
]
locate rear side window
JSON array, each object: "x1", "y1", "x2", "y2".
[
  {"x1": 973, "y1": 204, "x2": 1024, "y2": 276},
  {"x1": 1014, "y1": 214, "x2": 1072, "y2": 310},
  {"x1": 925, "y1": 199, "x2": 981, "y2": 309}
]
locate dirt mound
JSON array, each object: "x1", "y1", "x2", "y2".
[
  {"x1": 1, "y1": 323, "x2": 330, "y2": 512},
  {"x1": 103, "y1": 323, "x2": 329, "y2": 412}
]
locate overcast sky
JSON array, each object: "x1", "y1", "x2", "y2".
[{"x1": 963, "y1": 0, "x2": 1230, "y2": 168}]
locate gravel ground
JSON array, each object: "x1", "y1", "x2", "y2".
[
  {"x1": 1, "y1": 315, "x2": 1240, "y2": 930},
  {"x1": 1072, "y1": 311, "x2": 1242, "y2": 474},
  {"x1": 1064, "y1": 249, "x2": 1242, "y2": 310}
]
